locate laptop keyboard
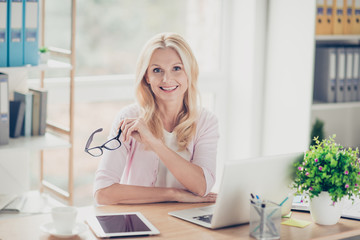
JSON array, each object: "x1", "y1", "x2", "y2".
[{"x1": 193, "y1": 214, "x2": 213, "y2": 224}]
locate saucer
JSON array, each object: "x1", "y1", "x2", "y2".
[{"x1": 40, "y1": 222, "x2": 88, "y2": 238}]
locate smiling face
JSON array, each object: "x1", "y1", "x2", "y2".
[{"x1": 145, "y1": 47, "x2": 188, "y2": 106}]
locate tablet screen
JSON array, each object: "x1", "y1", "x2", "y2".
[{"x1": 96, "y1": 214, "x2": 151, "y2": 233}]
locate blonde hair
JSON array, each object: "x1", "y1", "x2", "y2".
[{"x1": 135, "y1": 32, "x2": 199, "y2": 150}]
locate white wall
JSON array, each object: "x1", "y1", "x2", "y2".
[
  {"x1": 225, "y1": 0, "x2": 316, "y2": 160},
  {"x1": 262, "y1": 1, "x2": 316, "y2": 155},
  {"x1": 225, "y1": 0, "x2": 268, "y2": 160}
]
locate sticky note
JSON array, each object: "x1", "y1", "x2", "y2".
[
  {"x1": 281, "y1": 218, "x2": 312, "y2": 228},
  {"x1": 282, "y1": 212, "x2": 292, "y2": 218}
]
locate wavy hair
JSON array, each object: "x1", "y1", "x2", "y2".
[{"x1": 135, "y1": 32, "x2": 199, "y2": 151}]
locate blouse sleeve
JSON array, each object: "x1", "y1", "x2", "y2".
[
  {"x1": 191, "y1": 109, "x2": 220, "y2": 196},
  {"x1": 93, "y1": 105, "x2": 136, "y2": 195}
]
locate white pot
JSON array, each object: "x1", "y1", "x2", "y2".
[
  {"x1": 39, "y1": 52, "x2": 50, "y2": 64},
  {"x1": 310, "y1": 191, "x2": 343, "y2": 225}
]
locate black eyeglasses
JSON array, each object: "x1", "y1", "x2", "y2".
[{"x1": 85, "y1": 128, "x2": 122, "y2": 157}]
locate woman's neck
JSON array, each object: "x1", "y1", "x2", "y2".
[{"x1": 157, "y1": 102, "x2": 183, "y2": 132}]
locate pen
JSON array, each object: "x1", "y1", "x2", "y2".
[
  {"x1": 267, "y1": 196, "x2": 289, "y2": 219},
  {"x1": 260, "y1": 202, "x2": 266, "y2": 236},
  {"x1": 279, "y1": 196, "x2": 289, "y2": 206}
]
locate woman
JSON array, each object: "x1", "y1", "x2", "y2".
[{"x1": 94, "y1": 32, "x2": 219, "y2": 204}]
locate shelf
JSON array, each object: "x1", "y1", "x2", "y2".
[
  {"x1": 312, "y1": 101, "x2": 360, "y2": 111},
  {"x1": 0, "y1": 60, "x2": 72, "y2": 73},
  {"x1": 0, "y1": 132, "x2": 71, "y2": 153},
  {"x1": 315, "y1": 35, "x2": 360, "y2": 43}
]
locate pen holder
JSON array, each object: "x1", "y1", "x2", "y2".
[{"x1": 249, "y1": 201, "x2": 281, "y2": 240}]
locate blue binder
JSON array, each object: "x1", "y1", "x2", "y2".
[
  {"x1": 0, "y1": 0, "x2": 8, "y2": 67},
  {"x1": 8, "y1": 0, "x2": 23, "y2": 67},
  {"x1": 23, "y1": 0, "x2": 38, "y2": 66}
]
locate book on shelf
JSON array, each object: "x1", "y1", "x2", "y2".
[
  {"x1": 13, "y1": 90, "x2": 33, "y2": 137},
  {"x1": 9, "y1": 100, "x2": 25, "y2": 138},
  {"x1": 29, "y1": 88, "x2": 47, "y2": 136}
]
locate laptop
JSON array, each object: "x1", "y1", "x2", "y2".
[{"x1": 168, "y1": 152, "x2": 304, "y2": 229}]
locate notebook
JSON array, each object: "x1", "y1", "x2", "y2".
[
  {"x1": 168, "y1": 152, "x2": 304, "y2": 229},
  {"x1": 0, "y1": 194, "x2": 19, "y2": 211}
]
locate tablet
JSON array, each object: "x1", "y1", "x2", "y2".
[{"x1": 86, "y1": 212, "x2": 160, "y2": 238}]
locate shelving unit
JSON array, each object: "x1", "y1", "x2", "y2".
[
  {"x1": 0, "y1": 133, "x2": 70, "y2": 152},
  {"x1": 38, "y1": 0, "x2": 77, "y2": 205},
  {"x1": 311, "y1": 35, "x2": 360, "y2": 148},
  {"x1": 0, "y1": 60, "x2": 72, "y2": 73},
  {"x1": 0, "y1": 0, "x2": 76, "y2": 205},
  {"x1": 316, "y1": 35, "x2": 360, "y2": 42}
]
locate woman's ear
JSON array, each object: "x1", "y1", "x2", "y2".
[{"x1": 145, "y1": 74, "x2": 150, "y2": 84}]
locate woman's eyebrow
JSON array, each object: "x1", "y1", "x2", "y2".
[{"x1": 150, "y1": 62, "x2": 183, "y2": 67}]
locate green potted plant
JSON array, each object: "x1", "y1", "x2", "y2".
[
  {"x1": 39, "y1": 47, "x2": 50, "y2": 64},
  {"x1": 293, "y1": 135, "x2": 360, "y2": 225},
  {"x1": 310, "y1": 118, "x2": 325, "y2": 147}
]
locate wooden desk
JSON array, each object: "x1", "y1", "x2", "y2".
[{"x1": 1, "y1": 202, "x2": 360, "y2": 240}]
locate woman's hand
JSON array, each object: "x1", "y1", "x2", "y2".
[
  {"x1": 173, "y1": 189, "x2": 217, "y2": 203},
  {"x1": 119, "y1": 118, "x2": 160, "y2": 148}
]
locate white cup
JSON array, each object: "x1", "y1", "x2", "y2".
[{"x1": 51, "y1": 206, "x2": 78, "y2": 234}]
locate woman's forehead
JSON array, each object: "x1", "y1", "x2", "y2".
[{"x1": 149, "y1": 47, "x2": 182, "y2": 65}]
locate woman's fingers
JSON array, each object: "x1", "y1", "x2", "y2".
[
  {"x1": 203, "y1": 193, "x2": 217, "y2": 202},
  {"x1": 177, "y1": 190, "x2": 217, "y2": 203},
  {"x1": 119, "y1": 118, "x2": 137, "y2": 142},
  {"x1": 123, "y1": 121, "x2": 136, "y2": 142}
]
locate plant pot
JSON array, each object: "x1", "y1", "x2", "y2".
[
  {"x1": 310, "y1": 191, "x2": 343, "y2": 225},
  {"x1": 39, "y1": 52, "x2": 50, "y2": 64}
]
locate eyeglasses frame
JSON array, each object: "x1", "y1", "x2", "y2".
[{"x1": 84, "y1": 127, "x2": 122, "y2": 157}]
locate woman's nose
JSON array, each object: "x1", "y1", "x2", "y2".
[{"x1": 162, "y1": 71, "x2": 172, "y2": 82}]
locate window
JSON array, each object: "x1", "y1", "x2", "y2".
[{"x1": 45, "y1": 0, "x2": 222, "y2": 76}]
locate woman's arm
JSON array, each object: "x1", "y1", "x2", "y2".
[
  {"x1": 120, "y1": 111, "x2": 219, "y2": 197},
  {"x1": 95, "y1": 183, "x2": 217, "y2": 205},
  {"x1": 151, "y1": 141, "x2": 207, "y2": 196}
]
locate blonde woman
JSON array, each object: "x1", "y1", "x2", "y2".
[{"x1": 94, "y1": 32, "x2": 219, "y2": 204}]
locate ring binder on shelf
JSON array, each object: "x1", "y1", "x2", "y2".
[
  {"x1": 0, "y1": 0, "x2": 8, "y2": 67},
  {"x1": 8, "y1": 0, "x2": 24, "y2": 67},
  {"x1": 23, "y1": 0, "x2": 39, "y2": 66},
  {"x1": 0, "y1": 73, "x2": 9, "y2": 145}
]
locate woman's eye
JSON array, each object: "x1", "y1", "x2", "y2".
[
  {"x1": 153, "y1": 68, "x2": 161, "y2": 73},
  {"x1": 173, "y1": 66, "x2": 181, "y2": 71}
]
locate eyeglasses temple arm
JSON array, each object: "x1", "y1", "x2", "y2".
[{"x1": 85, "y1": 128, "x2": 103, "y2": 150}]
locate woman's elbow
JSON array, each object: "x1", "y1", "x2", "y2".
[
  {"x1": 95, "y1": 188, "x2": 113, "y2": 205},
  {"x1": 193, "y1": 183, "x2": 207, "y2": 197}
]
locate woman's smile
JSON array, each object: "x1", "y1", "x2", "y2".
[{"x1": 160, "y1": 85, "x2": 179, "y2": 92}]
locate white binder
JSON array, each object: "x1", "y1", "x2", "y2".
[
  {"x1": 0, "y1": 73, "x2": 9, "y2": 145},
  {"x1": 313, "y1": 47, "x2": 337, "y2": 103},
  {"x1": 344, "y1": 47, "x2": 353, "y2": 102},
  {"x1": 336, "y1": 47, "x2": 346, "y2": 103},
  {"x1": 352, "y1": 48, "x2": 359, "y2": 101}
]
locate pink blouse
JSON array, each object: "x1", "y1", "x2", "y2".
[{"x1": 94, "y1": 104, "x2": 220, "y2": 197}]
